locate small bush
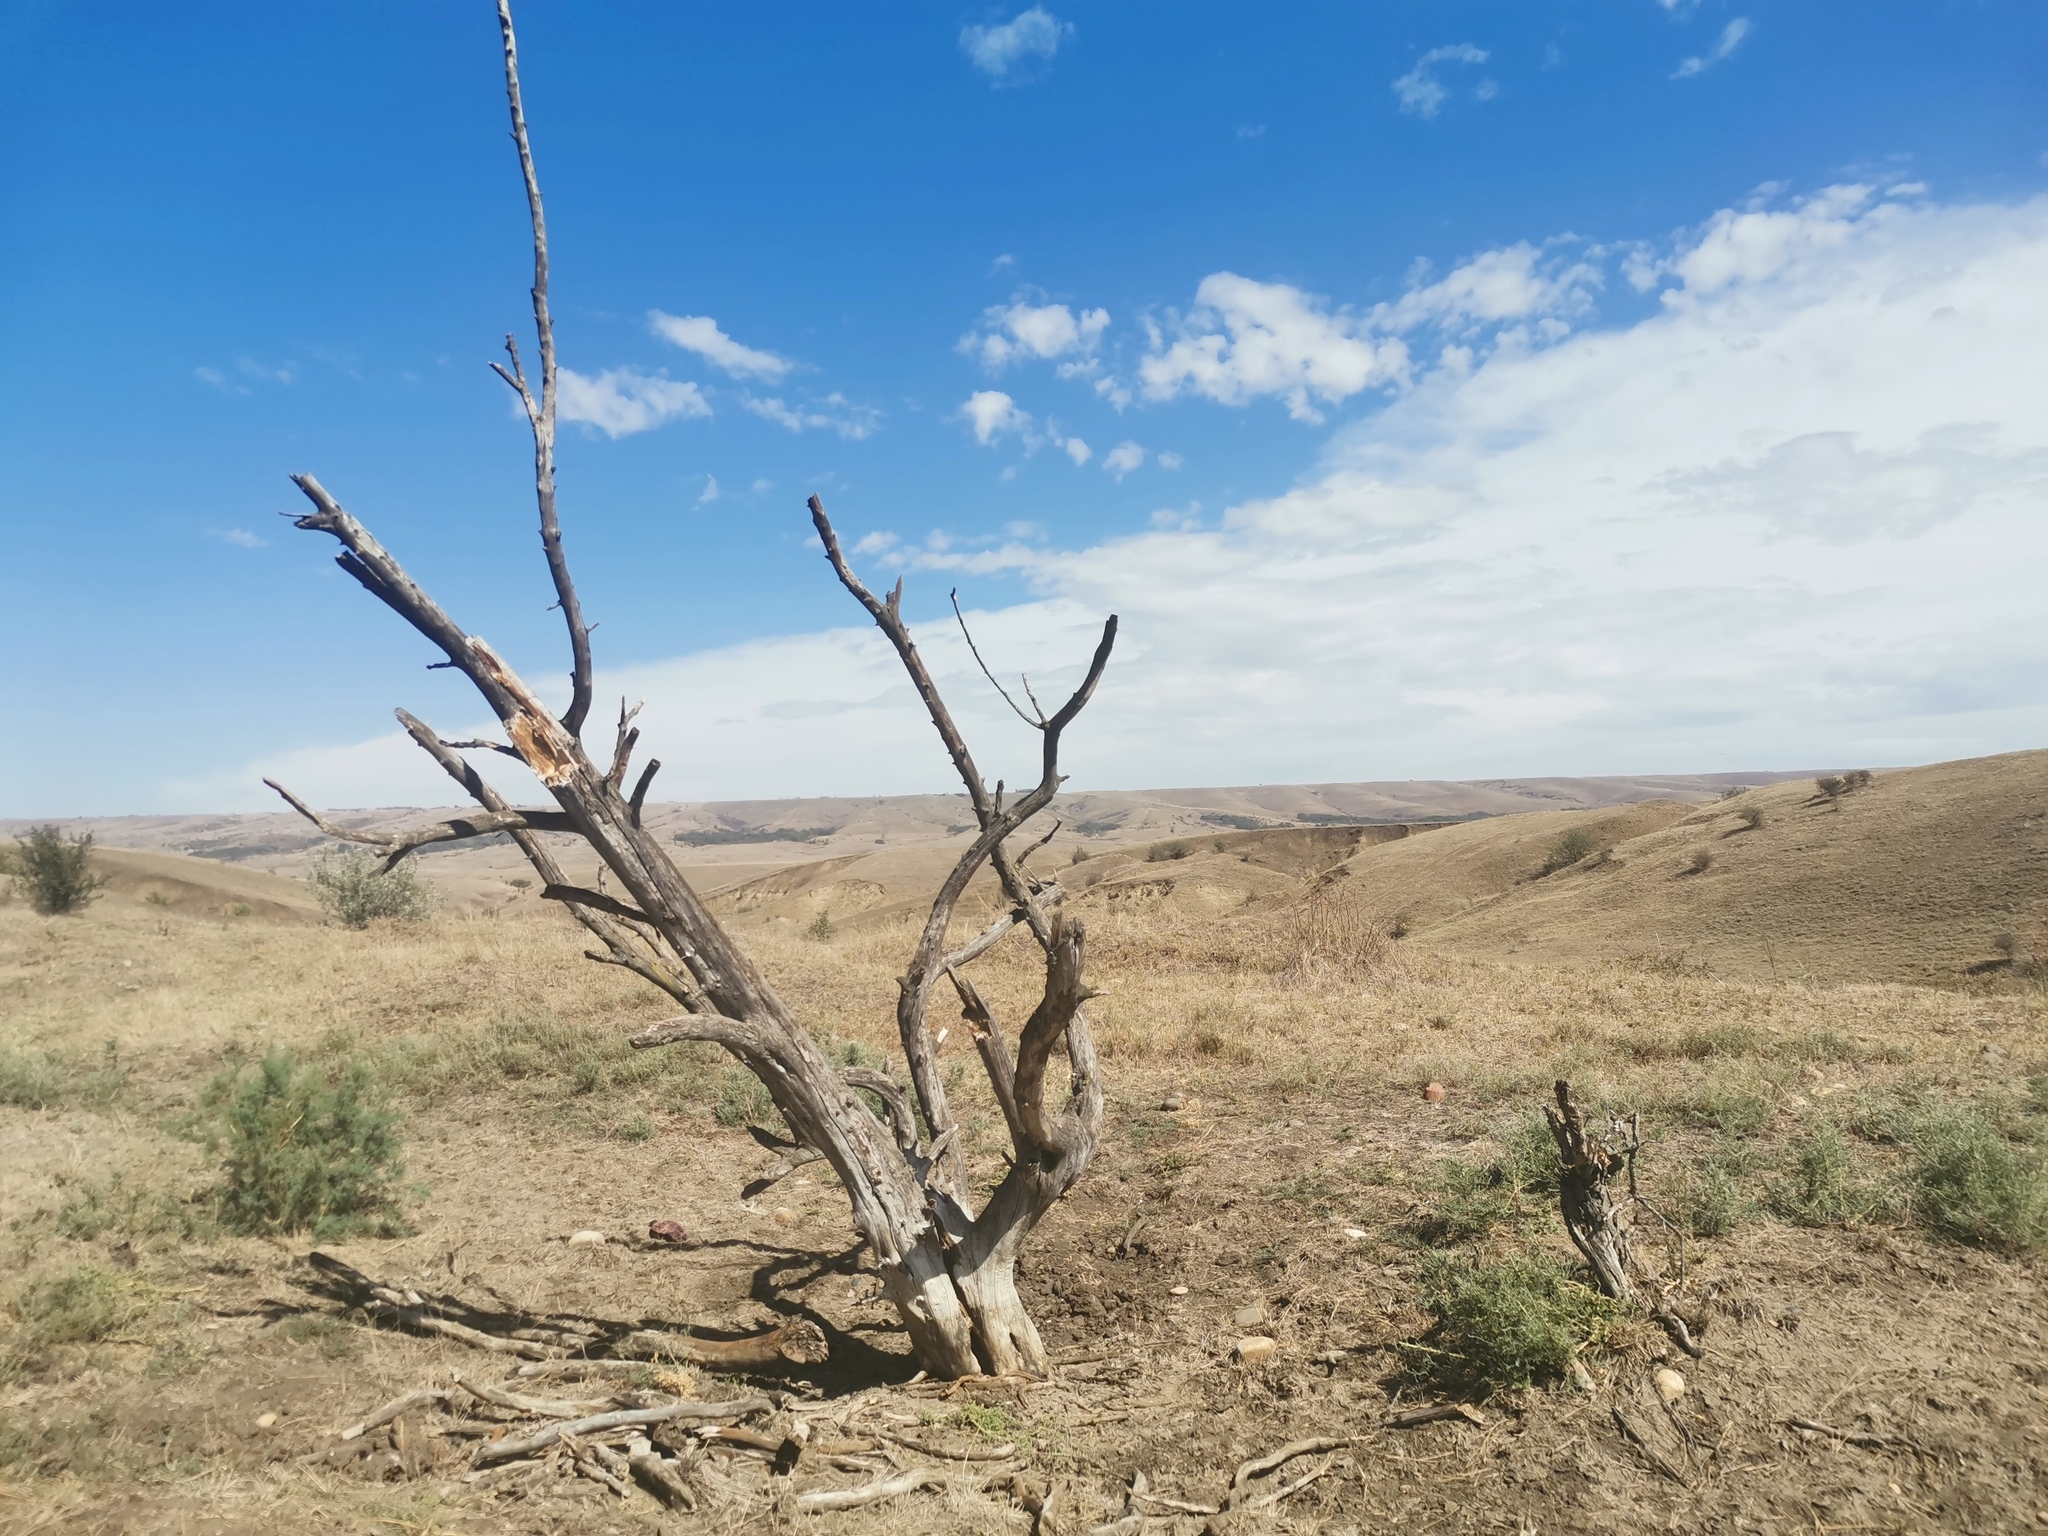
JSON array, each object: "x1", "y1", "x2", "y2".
[
  {"x1": 614, "y1": 1112, "x2": 655, "y2": 1143},
  {"x1": 1278, "y1": 886, "x2": 1392, "y2": 981},
  {"x1": 0, "y1": 1048, "x2": 66, "y2": 1110},
  {"x1": 1815, "y1": 769, "x2": 1873, "y2": 801},
  {"x1": 1147, "y1": 840, "x2": 1192, "y2": 863},
  {"x1": 1538, "y1": 828, "x2": 1596, "y2": 877},
  {"x1": 4, "y1": 826, "x2": 109, "y2": 916},
  {"x1": 309, "y1": 849, "x2": 433, "y2": 928},
  {"x1": 0, "y1": 1041, "x2": 125, "y2": 1112},
  {"x1": 1772, "y1": 1123, "x2": 1892, "y2": 1227},
  {"x1": 1735, "y1": 806, "x2": 1765, "y2": 831},
  {"x1": 1674, "y1": 1146, "x2": 1752, "y2": 1237},
  {"x1": 1069, "y1": 846, "x2": 1090, "y2": 865},
  {"x1": 1489, "y1": 1111, "x2": 1561, "y2": 1195},
  {"x1": 805, "y1": 909, "x2": 834, "y2": 941},
  {"x1": 1906, "y1": 1108, "x2": 2048, "y2": 1252},
  {"x1": 56, "y1": 1175, "x2": 207, "y2": 1244},
  {"x1": 1684, "y1": 849, "x2": 1714, "y2": 875},
  {"x1": 14, "y1": 1266, "x2": 143, "y2": 1345},
  {"x1": 1416, "y1": 1253, "x2": 1622, "y2": 1392},
  {"x1": 201, "y1": 1049, "x2": 410, "y2": 1239},
  {"x1": 713, "y1": 1066, "x2": 779, "y2": 1128}
]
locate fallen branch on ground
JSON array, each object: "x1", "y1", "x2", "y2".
[{"x1": 794, "y1": 1466, "x2": 945, "y2": 1514}]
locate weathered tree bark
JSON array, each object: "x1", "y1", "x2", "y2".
[
  {"x1": 263, "y1": 0, "x2": 1114, "y2": 1379},
  {"x1": 1544, "y1": 1078, "x2": 1635, "y2": 1303}
]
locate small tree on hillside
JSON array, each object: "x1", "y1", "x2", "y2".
[
  {"x1": 6, "y1": 825, "x2": 110, "y2": 915},
  {"x1": 259, "y1": 0, "x2": 1116, "y2": 1378}
]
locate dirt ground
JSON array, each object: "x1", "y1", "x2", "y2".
[{"x1": 3, "y1": 860, "x2": 2045, "y2": 1534}]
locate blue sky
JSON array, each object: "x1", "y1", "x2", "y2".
[{"x1": 4, "y1": 2, "x2": 2046, "y2": 815}]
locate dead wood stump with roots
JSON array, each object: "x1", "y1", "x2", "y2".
[
  {"x1": 1545, "y1": 1079, "x2": 1635, "y2": 1303},
  {"x1": 262, "y1": 0, "x2": 1116, "y2": 1380}
]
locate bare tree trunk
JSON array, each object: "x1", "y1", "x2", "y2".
[
  {"x1": 262, "y1": 0, "x2": 1115, "y2": 1379},
  {"x1": 1545, "y1": 1079, "x2": 1635, "y2": 1303}
]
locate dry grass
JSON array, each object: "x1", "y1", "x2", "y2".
[{"x1": 4, "y1": 841, "x2": 2048, "y2": 1533}]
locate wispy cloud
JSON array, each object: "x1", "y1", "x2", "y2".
[
  {"x1": 697, "y1": 474, "x2": 721, "y2": 506},
  {"x1": 206, "y1": 527, "x2": 266, "y2": 549},
  {"x1": 1103, "y1": 441, "x2": 1144, "y2": 480},
  {"x1": 961, "y1": 7, "x2": 1071, "y2": 81},
  {"x1": 743, "y1": 392, "x2": 883, "y2": 440},
  {"x1": 1391, "y1": 44, "x2": 1492, "y2": 119},
  {"x1": 1674, "y1": 18, "x2": 1750, "y2": 78},
  {"x1": 648, "y1": 312, "x2": 792, "y2": 379},
  {"x1": 556, "y1": 366, "x2": 709, "y2": 438}
]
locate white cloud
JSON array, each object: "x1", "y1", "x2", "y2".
[
  {"x1": 1674, "y1": 17, "x2": 1750, "y2": 78},
  {"x1": 961, "y1": 7, "x2": 1071, "y2": 80},
  {"x1": 647, "y1": 311, "x2": 792, "y2": 380},
  {"x1": 1103, "y1": 441, "x2": 1144, "y2": 479},
  {"x1": 959, "y1": 390, "x2": 1034, "y2": 446},
  {"x1": 206, "y1": 528, "x2": 266, "y2": 549},
  {"x1": 743, "y1": 392, "x2": 883, "y2": 440},
  {"x1": 1392, "y1": 44, "x2": 1491, "y2": 119},
  {"x1": 556, "y1": 367, "x2": 710, "y2": 438},
  {"x1": 962, "y1": 299, "x2": 1110, "y2": 372},
  {"x1": 1157, "y1": 451, "x2": 1183, "y2": 471},
  {"x1": 697, "y1": 475, "x2": 721, "y2": 506},
  {"x1": 190, "y1": 190, "x2": 2048, "y2": 808},
  {"x1": 1063, "y1": 437, "x2": 1093, "y2": 466},
  {"x1": 1138, "y1": 273, "x2": 1410, "y2": 422}
]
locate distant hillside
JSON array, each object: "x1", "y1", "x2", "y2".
[
  {"x1": 1364, "y1": 750, "x2": 2048, "y2": 986},
  {"x1": 1, "y1": 768, "x2": 1814, "y2": 885}
]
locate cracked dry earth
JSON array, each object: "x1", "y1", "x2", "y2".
[{"x1": 6, "y1": 1072, "x2": 2045, "y2": 1536}]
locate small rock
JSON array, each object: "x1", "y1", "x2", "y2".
[
  {"x1": 1342, "y1": 1227, "x2": 1368, "y2": 1241},
  {"x1": 1235, "y1": 1335, "x2": 1278, "y2": 1366},
  {"x1": 567, "y1": 1229, "x2": 607, "y2": 1247},
  {"x1": 1569, "y1": 1359, "x2": 1594, "y2": 1393},
  {"x1": 1169, "y1": 1285, "x2": 1189, "y2": 1296},
  {"x1": 1232, "y1": 1303, "x2": 1267, "y2": 1328},
  {"x1": 1654, "y1": 1367, "x2": 1687, "y2": 1405},
  {"x1": 255, "y1": 1412, "x2": 279, "y2": 1430},
  {"x1": 1161, "y1": 1094, "x2": 1184, "y2": 1112},
  {"x1": 648, "y1": 1219, "x2": 688, "y2": 1244},
  {"x1": 772, "y1": 1206, "x2": 797, "y2": 1225},
  {"x1": 1423, "y1": 1081, "x2": 1447, "y2": 1103}
]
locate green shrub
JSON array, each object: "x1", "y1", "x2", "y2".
[
  {"x1": 1147, "y1": 840, "x2": 1192, "y2": 863},
  {"x1": 1416, "y1": 1253, "x2": 1621, "y2": 1392},
  {"x1": 308, "y1": 849, "x2": 434, "y2": 928},
  {"x1": 1772, "y1": 1123, "x2": 1892, "y2": 1227},
  {"x1": 14, "y1": 1266, "x2": 143, "y2": 1345},
  {"x1": 1735, "y1": 806, "x2": 1765, "y2": 831},
  {"x1": 1538, "y1": 828, "x2": 1596, "y2": 876},
  {"x1": 713, "y1": 1065, "x2": 779, "y2": 1128},
  {"x1": 1906, "y1": 1108, "x2": 2048, "y2": 1253},
  {"x1": 201, "y1": 1049, "x2": 410, "y2": 1238},
  {"x1": 0, "y1": 1048, "x2": 66, "y2": 1111},
  {"x1": 4, "y1": 826, "x2": 109, "y2": 916},
  {"x1": 1674, "y1": 1144, "x2": 1753, "y2": 1237},
  {"x1": 1069, "y1": 846, "x2": 1090, "y2": 864},
  {"x1": 614, "y1": 1112, "x2": 655, "y2": 1144},
  {"x1": 805, "y1": 910, "x2": 835, "y2": 941},
  {"x1": 1406, "y1": 1161, "x2": 1521, "y2": 1245},
  {"x1": 0, "y1": 1041, "x2": 125, "y2": 1112},
  {"x1": 56, "y1": 1175, "x2": 208, "y2": 1244},
  {"x1": 1490, "y1": 1111, "x2": 1561, "y2": 1195}
]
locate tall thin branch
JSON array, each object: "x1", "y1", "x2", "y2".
[
  {"x1": 495, "y1": 0, "x2": 593, "y2": 739},
  {"x1": 951, "y1": 589, "x2": 1042, "y2": 727}
]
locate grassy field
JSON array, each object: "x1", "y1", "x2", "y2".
[{"x1": 2, "y1": 809, "x2": 2046, "y2": 1534}]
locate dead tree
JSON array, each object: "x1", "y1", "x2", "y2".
[
  {"x1": 1545, "y1": 1079, "x2": 1634, "y2": 1302},
  {"x1": 262, "y1": 0, "x2": 1116, "y2": 1379}
]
